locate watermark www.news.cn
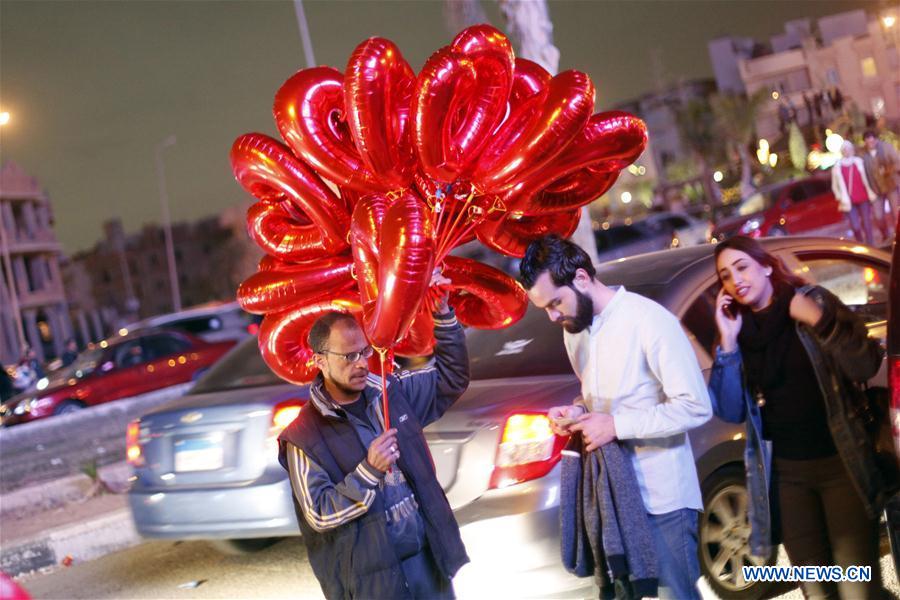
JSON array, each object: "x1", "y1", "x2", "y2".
[{"x1": 742, "y1": 565, "x2": 872, "y2": 583}]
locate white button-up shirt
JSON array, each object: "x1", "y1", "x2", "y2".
[{"x1": 564, "y1": 286, "x2": 712, "y2": 514}]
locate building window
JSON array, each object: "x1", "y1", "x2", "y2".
[{"x1": 861, "y1": 57, "x2": 877, "y2": 78}]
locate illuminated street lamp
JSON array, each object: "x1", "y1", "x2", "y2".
[
  {"x1": 0, "y1": 112, "x2": 9, "y2": 126},
  {"x1": 883, "y1": 14, "x2": 896, "y2": 29}
]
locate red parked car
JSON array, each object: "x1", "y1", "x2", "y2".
[
  {"x1": 712, "y1": 174, "x2": 846, "y2": 240},
  {"x1": 0, "y1": 330, "x2": 235, "y2": 426}
]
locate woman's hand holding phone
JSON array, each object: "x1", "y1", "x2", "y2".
[{"x1": 715, "y1": 288, "x2": 743, "y2": 352}]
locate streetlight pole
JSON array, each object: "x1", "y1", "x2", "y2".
[
  {"x1": 155, "y1": 135, "x2": 181, "y2": 313},
  {"x1": 293, "y1": 0, "x2": 316, "y2": 68},
  {"x1": 0, "y1": 110, "x2": 26, "y2": 354}
]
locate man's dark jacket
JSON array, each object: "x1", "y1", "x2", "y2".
[{"x1": 278, "y1": 311, "x2": 470, "y2": 599}]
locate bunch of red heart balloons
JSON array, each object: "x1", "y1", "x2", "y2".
[{"x1": 231, "y1": 24, "x2": 647, "y2": 385}]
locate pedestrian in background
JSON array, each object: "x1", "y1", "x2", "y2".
[
  {"x1": 708, "y1": 236, "x2": 887, "y2": 599},
  {"x1": 832, "y1": 140, "x2": 878, "y2": 245},
  {"x1": 861, "y1": 130, "x2": 899, "y2": 240},
  {"x1": 519, "y1": 235, "x2": 712, "y2": 600},
  {"x1": 60, "y1": 338, "x2": 79, "y2": 367}
]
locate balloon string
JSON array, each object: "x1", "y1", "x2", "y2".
[
  {"x1": 376, "y1": 347, "x2": 390, "y2": 430},
  {"x1": 436, "y1": 218, "x2": 479, "y2": 263},
  {"x1": 437, "y1": 191, "x2": 475, "y2": 260}
]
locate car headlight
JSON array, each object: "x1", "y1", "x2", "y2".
[{"x1": 740, "y1": 219, "x2": 761, "y2": 234}]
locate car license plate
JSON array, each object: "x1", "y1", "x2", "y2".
[{"x1": 174, "y1": 436, "x2": 224, "y2": 472}]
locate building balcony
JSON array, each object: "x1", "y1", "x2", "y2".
[{"x1": 17, "y1": 287, "x2": 67, "y2": 310}]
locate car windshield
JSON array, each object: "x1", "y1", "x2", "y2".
[
  {"x1": 189, "y1": 336, "x2": 282, "y2": 394},
  {"x1": 45, "y1": 346, "x2": 105, "y2": 384},
  {"x1": 737, "y1": 190, "x2": 771, "y2": 216}
]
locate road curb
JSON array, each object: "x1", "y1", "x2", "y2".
[
  {"x1": 1, "y1": 508, "x2": 140, "y2": 578},
  {"x1": 0, "y1": 462, "x2": 130, "y2": 520}
]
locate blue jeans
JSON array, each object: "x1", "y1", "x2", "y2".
[
  {"x1": 847, "y1": 202, "x2": 875, "y2": 245},
  {"x1": 647, "y1": 509, "x2": 701, "y2": 600}
]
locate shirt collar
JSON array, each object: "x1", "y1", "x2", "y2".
[{"x1": 590, "y1": 285, "x2": 626, "y2": 334}]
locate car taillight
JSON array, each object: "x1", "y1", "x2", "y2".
[
  {"x1": 126, "y1": 420, "x2": 144, "y2": 467},
  {"x1": 272, "y1": 401, "x2": 303, "y2": 431},
  {"x1": 489, "y1": 413, "x2": 566, "y2": 489}
]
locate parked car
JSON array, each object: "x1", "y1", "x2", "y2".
[
  {"x1": 124, "y1": 301, "x2": 261, "y2": 343},
  {"x1": 594, "y1": 220, "x2": 673, "y2": 263},
  {"x1": 642, "y1": 210, "x2": 712, "y2": 248},
  {"x1": 127, "y1": 237, "x2": 891, "y2": 599},
  {"x1": 0, "y1": 330, "x2": 236, "y2": 426},
  {"x1": 887, "y1": 229, "x2": 900, "y2": 577},
  {"x1": 712, "y1": 175, "x2": 847, "y2": 240}
]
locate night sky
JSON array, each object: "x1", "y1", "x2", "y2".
[{"x1": 0, "y1": 0, "x2": 866, "y2": 254}]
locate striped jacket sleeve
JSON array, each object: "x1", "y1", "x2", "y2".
[{"x1": 284, "y1": 441, "x2": 383, "y2": 532}]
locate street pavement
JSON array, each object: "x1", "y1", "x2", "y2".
[{"x1": 14, "y1": 536, "x2": 899, "y2": 600}]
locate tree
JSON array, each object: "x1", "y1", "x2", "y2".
[
  {"x1": 675, "y1": 96, "x2": 723, "y2": 206},
  {"x1": 710, "y1": 90, "x2": 769, "y2": 198},
  {"x1": 788, "y1": 122, "x2": 809, "y2": 175}
]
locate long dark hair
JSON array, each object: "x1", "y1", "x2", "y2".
[{"x1": 713, "y1": 236, "x2": 807, "y2": 290}]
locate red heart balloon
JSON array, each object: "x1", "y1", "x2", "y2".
[
  {"x1": 413, "y1": 25, "x2": 514, "y2": 183},
  {"x1": 274, "y1": 67, "x2": 387, "y2": 193},
  {"x1": 362, "y1": 190, "x2": 435, "y2": 348},
  {"x1": 503, "y1": 111, "x2": 646, "y2": 212},
  {"x1": 442, "y1": 256, "x2": 527, "y2": 329},
  {"x1": 476, "y1": 209, "x2": 581, "y2": 257},
  {"x1": 345, "y1": 37, "x2": 417, "y2": 189},
  {"x1": 473, "y1": 70, "x2": 595, "y2": 191},
  {"x1": 393, "y1": 305, "x2": 436, "y2": 357},
  {"x1": 508, "y1": 58, "x2": 551, "y2": 105},
  {"x1": 258, "y1": 293, "x2": 363, "y2": 385},
  {"x1": 349, "y1": 193, "x2": 391, "y2": 313},
  {"x1": 510, "y1": 167, "x2": 620, "y2": 216},
  {"x1": 238, "y1": 254, "x2": 355, "y2": 314},
  {"x1": 231, "y1": 134, "x2": 350, "y2": 260}
]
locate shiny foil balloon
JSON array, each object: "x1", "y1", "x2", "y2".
[
  {"x1": 476, "y1": 209, "x2": 580, "y2": 257},
  {"x1": 473, "y1": 70, "x2": 595, "y2": 191},
  {"x1": 413, "y1": 25, "x2": 514, "y2": 182},
  {"x1": 237, "y1": 254, "x2": 355, "y2": 314},
  {"x1": 362, "y1": 190, "x2": 435, "y2": 349},
  {"x1": 393, "y1": 306, "x2": 436, "y2": 357},
  {"x1": 258, "y1": 293, "x2": 362, "y2": 385},
  {"x1": 274, "y1": 67, "x2": 387, "y2": 193},
  {"x1": 349, "y1": 194, "x2": 391, "y2": 313},
  {"x1": 345, "y1": 37, "x2": 416, "y2": 189},
  {"x1": 442, "y1": 256, "x2": 527, "y2": 329},
  {"x1": 508, "y1": 58, "x2": 551, "y2": 105},
  {"x1": 231, "y1": 134, "x2": 351, "y2": 260},
  {"x1": 509, "y1": 166, "x2": 620, "y2": 216}
]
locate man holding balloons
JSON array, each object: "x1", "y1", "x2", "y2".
[{"x1": 278, "y1": 269, "x2": 470, "y2": 600}]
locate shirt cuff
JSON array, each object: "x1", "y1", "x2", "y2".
[
  {"x1": 355, "y1": 460, "x2": 385, "y2": 488},
  {"x1": 433, "y1": 309, "x2": 459, "y2": 329},
  {"x1": 612, "y1": 412, "x2": 636, "y2": 441}
]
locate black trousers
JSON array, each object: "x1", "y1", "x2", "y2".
[{"x1": 775, "y1": 454, "x2": 882, "y2": 599}]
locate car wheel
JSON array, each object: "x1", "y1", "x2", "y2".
[
  {"x1": 768, "y1": 226, "x2": 788, "y2": 236},
  {"x1": 207, "y1": 537, "x2": 282, "y2": 555},
  {"x1": 699, "y1": 465, "x2": 776, "y2": 599},
  {"x1": 54, "y1": 400, "x2": 86, "y2": 415}
]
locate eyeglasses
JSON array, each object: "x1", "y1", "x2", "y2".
[{"x1": 318, "y1": 346, "x2": 374, "y2": 363}]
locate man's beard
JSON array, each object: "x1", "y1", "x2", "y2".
[{"x1": 559, "y1": 287, "x2": 594, "y2": 333}]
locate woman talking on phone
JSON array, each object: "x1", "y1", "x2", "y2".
[{"x1": 707, "y1": 236, "x2": 887, "y2": 599}]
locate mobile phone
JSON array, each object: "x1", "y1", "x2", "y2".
[{"x1": 722, "y1": 301, "x2": 735, "y2": 319}]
